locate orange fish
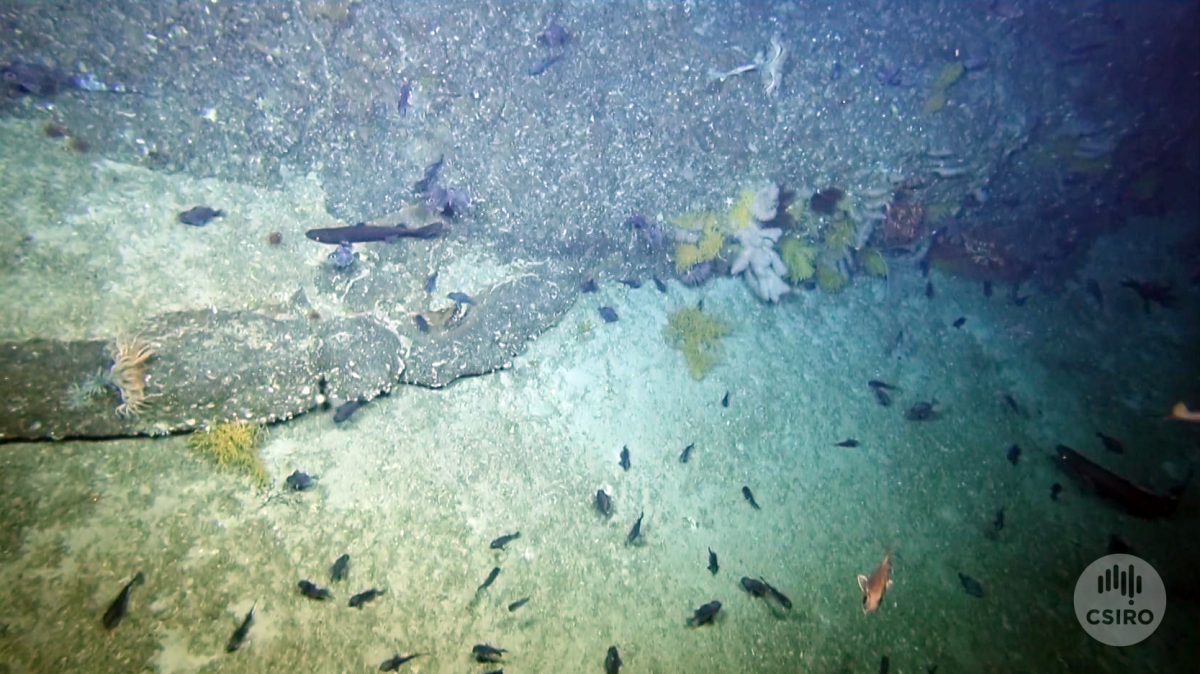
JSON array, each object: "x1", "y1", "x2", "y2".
[
  {"x1": 857, "y1": 549, "x2": 893, "y2": 613},
  {"x1": 1169, "y1": 402, "x2": 1200, "y2": 423}
]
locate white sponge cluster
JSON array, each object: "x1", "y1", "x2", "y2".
[{"x1": 730, "y1": 184, "x2": 790, "y2": 302}]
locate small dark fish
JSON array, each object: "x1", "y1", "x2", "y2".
[
  {"x1": 686, "y1": 600, "x2": 722, "y2": 626},
  {"x1": 619, "y1": 278, "x2": 642, "y2": 289},
  {"x1": 225, "y1": 601, "x2": 256, "y2": 653},
  {"x1": 1003, "y1": 394, "x2": 1020, "y2": 414},
  {"x1": 1096, "y1": 432, "x2": 1124, "y2": 455},
  {"x1": 1050, "y1": 482, "x2": 1063, "y2": 501},
  {"x1": 958, "y1": 573, "x2": 985, "y2": 598},
  {"x1": 334, "y1": 399, "x2": 366, "y2": 423},
  {"x1": 328, "y1": 241, "x2": 356, "y2": 269},
  {"x1": 741, "y1": 577, "x2": 790, "y2": 608},
  {"x1": 742, "y1": 576, "x2": 769, "y2": 597},
  {"x1": 874, "y1": 388, "x2": 892, "y2": 407},
  {"x1": 397, "y1": 81, "x2": 412, "y2": 117},
  {"x1": 298, "y1": 580, "x2": 332, "y2": 600},
  {"x1": 983, "y1": 280, "x2": 993, "y2": 297},
  {"x1": 306, "y1": 222, "x2": 443, "y2": 244},
  {"x1": 653, "y1": 276, "x2": 667, "y2": 293},
  {"x1": 330, "y1": 554, "x2": 350, "y2": 582},
  {"x1": 992, "y1": 507, "x2": 1005, "y2": 531},
  {"x1": 286, "y1": 470, "x2": 317, "y2": 491},
  {"x1": 627, "y1": 214, "x2": 665, "y2": 249},
  {"x1": 707, "y1": 548, "x2": 719, "y2": 575},
  {"x1": 830, "y1": 60, "x2": 843, "y2": 82},
  {"x1": 880, "y1": 655, "x2": 890, "y2": 674},
  {"x1": 742, "y1": 485, "x2": 760, "y2": 510},
  {"x1": 413, "y1": 155, "x2": 444, "y2": 194},
  {"x1": 477, "y1": 567, "x2": 501, "y2": 592},
  {"x1": 835, "y1": 439, "x2": 860, "y2": 448},
  {"x1": 907, "y1": 399, "x2": 938, "y2": 421},
  {"x1": 472, "y1": 644, "x2": 506, "y2": 663},
  {"x1": 766, "y1": 583, "x2": 793, "y2": 609},
  {"x1": 598, "y1": 306, "x2": 619, "y2": 323},
  {"x1": 920, "y1": 258, "x2": 931, "y2": 277},
  {"x1": 925, "y1": 281, "x2": 935, "y2": 298},
  {"x1": 619, "y1": 446, "x2": 630, "y2": 471},
  {"x1": 627, "y1": 511, "x2": 644, "y2": 543},
  {"x1": 177, "y1": 205, "x2": 225, "y2": 225},
  {"x1": 538, "y1": 21, "x2": 570, "y2": 49},
  {"x1": 952, "y1": 316, "x2": 967, "y2": 329},
  {"x1": 349, "y1": 587, "x2": 385, "y2": 608},
  {"x1": 424, "y1": 271, "x2": 438, "y2": 293},
  {"x1": 605, "y1": 645, "x2": 622, "y2": 674},
  {"x1": 868, "y1": 380, "x2": 899, "y2": 391},
  {"x1": 490, "y1": 532, "x2": 521, "y2": 550},
  {"x1": 381, "y1": 652, "x2": 424, "y2": 671},
  {"x1": 529, "y1": 53, "x2": 564, "y2": 76},
  {"x1": 507, "y1": 597, "x2": 530, "y2": 612},
  {"x1": 448, "y1": 291, "x2": 474, "y2": 305},
  {"x1": 721, "y1": 391, "x2": 730, "y2": 408},
  {"x1": 102, "y1": 571, "x2": 145, "y2": 629},
  {"x1": 594, "y1": 489, "x2": 613, "y2": 517},
  {"x1": 1006, "y1": 444, "x2": 1021, "y2": 466},
  {"x1": 1013, "y1": 290, "x2": 1030, "y2": 306},
  {"x1": 178, "y1": 206, "x2": 224, "y2": 227},
  {"x1": 413, "y1": 314, "x2": 430, "y2": 333},
  {"x1": 1086, "y1": 279, "x2": 1104, "y2": 309},
  {"x1": 582, "y1": 278, "x2": 598, "y2": 293},
  {"x1": 1107, "y1": 534, "x2": 1134, "y2": 555},
  {"x1": 679, "y1": 443, "x2": 694, "y2": 463}
]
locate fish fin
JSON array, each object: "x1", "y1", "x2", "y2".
[
  {"x1": 886, "y1": 579, "x2": 894, "y2": 589},
  {"x1": 857, "y1": 574, "x2": 868, "y2": 592}
]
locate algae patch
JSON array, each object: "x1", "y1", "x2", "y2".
[{"x1": 187, "y1": 423, "x2": 268, "y2": 484}]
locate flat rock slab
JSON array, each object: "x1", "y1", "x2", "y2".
[
  {"x1": 399, "y1": 272, "x2": 572, "y2": 387},
  {"x1": 0, "y1": 272, "x2": 573, "y2": 441},
  {"x1": 0, "y1": 310, "x2": 404, "y2": 440}
]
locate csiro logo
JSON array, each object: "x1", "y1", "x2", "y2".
[{"x1": 1074, "y1": 554, "x2": 1166, "y2": 646}]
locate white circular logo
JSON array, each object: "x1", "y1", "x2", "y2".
[{"x1": 1074, "y1": 554, "x2": 1166, "y2": 646}]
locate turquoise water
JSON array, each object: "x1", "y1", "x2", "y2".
[{"x1": 1, "y1": 137, "x2": 1195, "y2": 670}]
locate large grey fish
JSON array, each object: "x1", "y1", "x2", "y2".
[{"x1": 305, "y1": 222, "x2": 442, "y2": 244}]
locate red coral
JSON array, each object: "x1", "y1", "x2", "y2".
[{"x1": 882, "y1": 201, "x2": 926, "y2": 247}]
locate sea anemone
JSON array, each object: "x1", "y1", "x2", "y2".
[
  {"x1": 108, "y1": 335, "x2": 155, "y2": 417},
  {"x1": 63, "y1": 368, "x2": 112, "y2": 410}
]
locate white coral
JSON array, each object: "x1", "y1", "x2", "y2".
[
  {"x1": 731, "y1": 218, "x2": 790, "y2": 302},
  {"x1": 750, "y1": 183, "x2": 780, "y2": 222},
  {"x1": 760, "y1": 34, "x2": 786, "y2": 95}
]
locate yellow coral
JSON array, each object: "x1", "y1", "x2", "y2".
[
  {"x1": 925, "y1": 62, "x2": 964, "y2": 113},
  {"x1": 858, "y1": 247, "x2": 888, "y2": 277},
  {"x1": 664, "y1": 306, "x2": 732, "y2": 380},
  {"x1": 785, "y1": 198, "x2": 821, "y2": 238},
  {"x1": 674, "y1": 222, "x2": 725, "y2": 273},
  {"x1": 821, "y1": 217, "x2": 856, "y2": 254},
  {"x1": 670, "y1": 210, "x2": 718, "y2": 231},
  {"x1": 815, "y1": 264, "x2": 847, "y2": 293},
  {"x1": 778, "y1": 236, "x2": 817, "y2": 283},
  {"x1": 932, "y1": 61, "x2": 965, "y2": 89},
  {"x1": 188, "y1": 423, "x2": 269, "y2": 485},
  {"x1": 726, "y1": 188, "x2": 757, "y2": 232},
  {"x1": 924, "y1": 90, "x2": 947, "y2": 114}
]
